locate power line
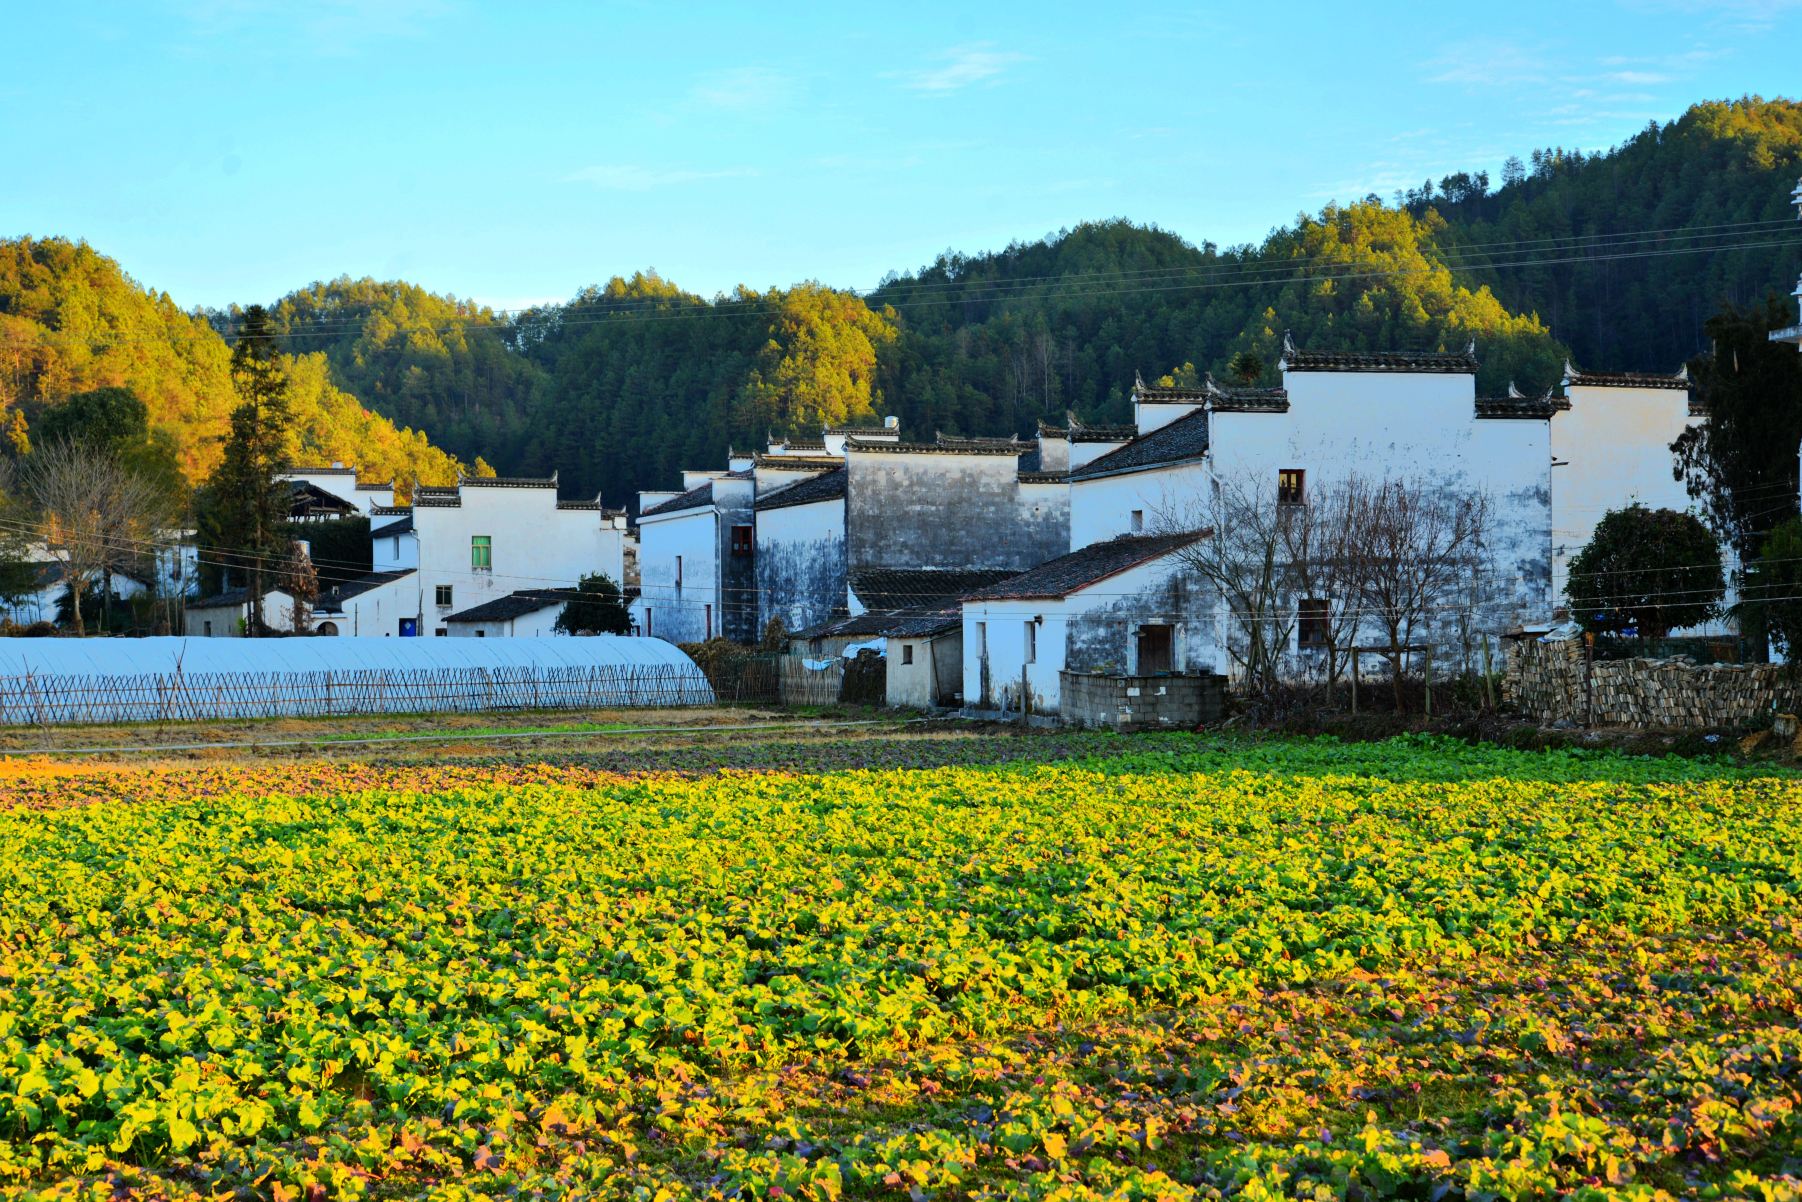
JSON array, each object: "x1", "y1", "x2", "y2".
[{"x1": 6, "y1": 219, "x2": 1797, "y2": 351}]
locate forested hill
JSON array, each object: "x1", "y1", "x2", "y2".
[
  {"x1": 8, "y1": 98, "x2": 1798, "y2": 507},
  {"x1": 239, "y1": 98, "x2": 1800, "y2": 506},
  {"x1": 0, "y1": 239, "x2": 464, "y2": 488}
]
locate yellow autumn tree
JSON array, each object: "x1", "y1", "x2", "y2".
[{"x1": 737, "y1": 284, "x2": 899, "y2": 437}]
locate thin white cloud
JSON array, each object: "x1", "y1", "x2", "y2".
[
  {"x1": 1604, "y1": 69, "x2": 1672, "y2": 84},
  {"x1": 690, "y1": 66, "x2": 800, "y2": 112},
  {"x1": 897, "y1": 44, "x2": 1030, "y2": 94},
  {"x1": 565, "y1": 165, "x2": 758, "y2": 191},
  {"x1": 1423, "y1": 39, "x2": 1549, "y2": 87}
]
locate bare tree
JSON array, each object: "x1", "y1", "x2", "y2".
[
  {"x1": 22, "y1": 440, "x2": 175, "y2": 636},
  {"x1": 1277, "y1": 477, "x2": 1362, "y2": 689},
  {"x1": 279, "y1": 540, "x2": 317, "y2": 633},
  {"x1": 1157, "y1": 474, "x2": 1294, "y2": 697},
  {"x1": 1341, "y1": 479, "x2": 1488, "y2": 711}
]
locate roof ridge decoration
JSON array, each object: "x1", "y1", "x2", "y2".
[
  {"x1": 844, "y1": 436, "x2": 1024, "y2": 455},
  {"x1": 1201, "y1": 371, "x2": 1290, "y2": 413},
  {"x1": 935, "y1": 431, "x2": 1020, "y2": 448},
  {"x1": 1281, "y1": 339, "x2": 1480, "y2": 374},
  {"x1": 1561, "y1": 360, "x2": 1692, "y2": 390},
  {"x1": 459, "y1": 473, "x2": 559, "y2": 488}
]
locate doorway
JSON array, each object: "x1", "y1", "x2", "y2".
[{"x1": 1136, "y1": 624, "x2": 1174, "y2": 674}]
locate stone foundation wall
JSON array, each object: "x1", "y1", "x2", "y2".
[
  {"x1": 1505, "y1": 637, "x2": 1789, "y2": 729},
  {"x1": 1059, "y1": 671, "x2": 1225, "y2": 731}
]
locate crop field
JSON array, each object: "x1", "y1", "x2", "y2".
[{"x1": 1, "y1": 733, "x2": 1799, "y2": 1200}]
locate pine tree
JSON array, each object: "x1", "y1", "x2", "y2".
[{"x1": 205, "y1": 306, "x2": 294, "y2": 635}]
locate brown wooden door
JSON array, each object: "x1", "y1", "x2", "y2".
[{"x1": 1137, "y1": 624, "x2": 1173, "y2": 674}]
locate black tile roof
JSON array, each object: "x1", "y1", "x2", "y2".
[
  {"x1": 461, "y1": 475, "x2": 559, "y2": 488},
  {"x1": 641, "y1": 481, "x2": 713, "y2": 517},
  {"x1": 370, "y1": 514, "x2": 414, "y2": 539},
  {"x1": 1069, "y1": 407, "x2": 1210, "y2": 480},
  {"x1": 413, "y1": 486, "x2": 461, "y2": 509},
  {"x1": 962, "y1": 531, "x2": 1207, "y2": 601},
  {"x1": 936, "y1": 432, "x2": 1022, "y2": 449},
  {"x1": 1281, "y1": 334, "x2": 1479, "y2": 374},
  {"x1": 316, "y1": 570, "x2": 415, "y2": 612},
  {"x1": 845, "y1": 437, "x2": 1024, "y2": 456},
  {"x1": 754, "y1": 453, "x2": 845, "y2": 471},
  {"x1": 795, "y1": 604, "x2": 962, "y2": 642},
  {"x1": 1069, "y1": 423, "x2": 1136, "y2": 443},
  {"x1": 822, "y1": 422, "x2": 900, "y2": 435},
  {"x1": 755, "y1": 466, "x2": 846, "y2": 511},
  {"x1": 1562, "y1": 361, "x2": 1690, "y2": 390},
  {"x1": 1475, "y1": 388, "x2": 1560, "y2": 419},
  {"x1": 445, "y1": 588, "x2": 569, "y2": 624},
  {"x1": 1205, "y1": 376, "x2": 1290, "y2": 412},
  {"x1": 190, "y1": 588, "x2": 253, "y2": 609},
  {"x1": 849, "y1": 567, "x2": 1022, "y2": 611},
  {"x1": 288, "y1": 480, "x2": 359, "y2": 518},
  {"x1": 1135, "y1": 385, "x2": 1209, "y2": 403}
]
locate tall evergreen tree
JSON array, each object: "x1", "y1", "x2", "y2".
[{"x1": 201, "y1": 305, "x2": 293, "y2": 634}]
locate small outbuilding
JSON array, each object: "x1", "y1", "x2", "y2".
[
  {"x1": 445, "y1": 589, "x2": 569, "y2": 637},
  {"x1": 960, "y1": 531, "x2": 1217, "y2": 719}
]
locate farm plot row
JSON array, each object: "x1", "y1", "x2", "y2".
[{"x1": 0, "y1": 740, "x2": 1797, "y2": 1199}]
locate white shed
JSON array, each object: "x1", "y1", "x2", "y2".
[{"x1": 961, "y1": 531, "x2": 1214, "y2": 717}]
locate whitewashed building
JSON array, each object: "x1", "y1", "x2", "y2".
[
  {"x1": 312, "y1": 569, "x2": 419, "y2": 638},
  {"x1": 277, "y1": 465, "x2": 395, "y2": 516},
  {"x1": 446, "y1": 590, "x2": 568, "y2": 637},
  {"x1": 1064, "y1": 343, "x2": 1557, "y2": 666},
  {"x1": 961, "y1": 531, "x2": 1214, "y2": 715},
  {"x1": 1548, "y1": 363, "x2": 1711, "y2": 616},
  {"x1": 633, "y1": 470, "x2": 757, "y2": 644},
  {"x1": 412, "y1": 476, "x2": 628, "y2": 638}
]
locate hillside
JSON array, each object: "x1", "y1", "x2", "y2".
[
  {"x1": 0, "y1": 238, "x2": 464, "y2": 488},
  {"x1": 7, "y1": 99, "x2": 1797, "y2": 507},
  {"x1": 253, "y1": 99, "x2": 1800, "y2": 505}
]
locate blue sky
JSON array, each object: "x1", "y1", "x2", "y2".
[{"x1": 3, "y1": 0, "x2": 1798, "y2": 312}]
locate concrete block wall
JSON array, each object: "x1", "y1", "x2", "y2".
[{"x1": 1059, "y1": 670, "x2": 1224, "y2": 731}]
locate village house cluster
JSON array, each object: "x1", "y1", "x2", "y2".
[
  {"x1": 154, "y1": 177, "x2": 1802, "y2": 726},
  {"x1": 182, "y1": 466, "x2": 628, "y2": 639}
]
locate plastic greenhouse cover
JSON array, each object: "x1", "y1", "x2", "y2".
[{"x1": 0, "y1": 635, "x2": 707, "y2": 679}]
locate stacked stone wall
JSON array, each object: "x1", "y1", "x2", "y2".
[{"x1": 1505, "y1": 637, "x2": 1790, "y2": 729}]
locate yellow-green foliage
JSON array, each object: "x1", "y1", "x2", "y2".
[
  {"x1": 0, "y1": 737, "x2": 1798, "y2": 1199},
  {"x1": 0, "y1": 239, "x2": 463, "y2": 486}
]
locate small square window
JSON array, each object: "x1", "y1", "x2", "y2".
[
  {"x1": 1278, "y1": 468, "x2": 1306, "y2": 506},
  {"x1": 730, "y1": 525, "x2": 753, "y2": 557},
  {"x1": 471, "y1": 535, "x2": 492, "y2": 571},
  {"x1": 436, "y1": 585, "x2": 453, "y2": 608},
  {"x1": 434, "y1": 627, "x2": 448, "y2": 637},
  {"x1": 1130, "y1": 509, "x2": 1144, "y2": 533},
  {"x1": 902, "y1": 644, "x2": 914, "y2": 665}
]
